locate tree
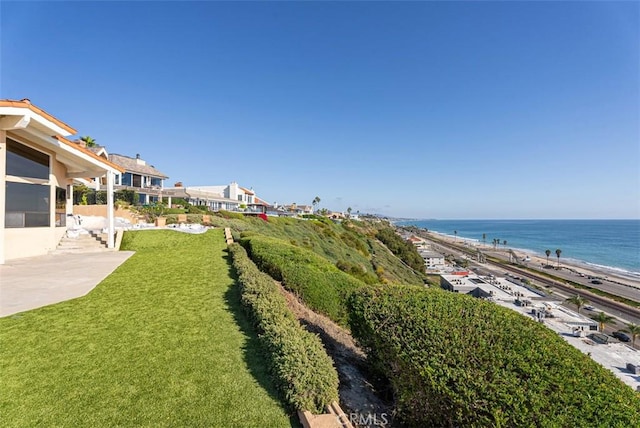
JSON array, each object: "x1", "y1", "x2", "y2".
[
  {"x1": 555, "y1": 248, "x2": 562, "y2": 268},
  {"x1": 591, "y1": 311, "x2": 616, "y2": 332},
  {"x1": 482, "y1": 233, "x2": 486, "y2": 246},
  {"x1": 503, "y1": 240, "x2": 507, "y2": 248},
  {"x1": 80, "y1": 135, "x2": 97, "y2": 147},
  {"x1": 312, "y1": 196, "x2": 321, "y2": 213},
  {"x1": 622, "y1": 323, "x2": 640, "y2": 347},
  {"x1": 545, "y1": 249, "x2": 551, "y2": 266},
  {"x1": 565, "y1": 294, "x2": 589, "y2": 314},
  {"x1": 347, "y1": 207, "x2": 352, "y2": 218},
  {"x1": 454, "y1": 230, "x2": 457, "y2": 242}
]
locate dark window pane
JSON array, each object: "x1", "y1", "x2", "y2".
[
  {"x1": 55, "y1": 187, "x2": 66, "y2": 227},
  {"x1": 6, "y1": 139, "x2": 49, "y2": 179},
  {"x1": 5, "y1": 182, "x2": 50, "y2": 228},
  {"x1": 25, "y1": 212, "x2": 49, "y2": 227},
  {"x1": 132, "y1": 174, "x2": 142, "y2": 187}
]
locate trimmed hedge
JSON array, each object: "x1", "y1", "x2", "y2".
[
  {"x1": 240, "y1": 234, "x2": 365, "y2": 327},
  {"x1": 228, "y1": 244, "x2": 339, "y2": 413},
  {"x1": 348, "y1": 285, "x2": 640, "y2": 428}
]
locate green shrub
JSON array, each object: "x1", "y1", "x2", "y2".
[
  {"x1": 335, "y1": 260, "x2": 378, "y2": 284},
  {"x1": 217, "y1": 210, "x2": 245, "y2": 220},
  {"x1": 241, "y1": 234, "x2": 365, "y2": 327},
  {"x1": 164, "y1": 208, "x2": 187, "y2": 215},
  {"x1": 375, "y1": 225, "x2": 425, "y2": 273},
  {"x1": 348, "y1": 285, "x2": 640, "y2": 428},
  {"x1": 340, "y1": 230, "x2": 370, "y2": 257},
  {"x1": 228, "y1": 244, "x2": 339, "y2": 413}
]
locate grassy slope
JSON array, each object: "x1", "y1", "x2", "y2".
[
  {"x1": 208, "y1": 215, "x2": 423, "y2": 286},
  {"x1": 0, "y1": 229, "x2": 294, "y2": 427}
]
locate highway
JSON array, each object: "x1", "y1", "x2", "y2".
[{"x1": 422, "y1": 234, "x2": 640, "y2": 327}]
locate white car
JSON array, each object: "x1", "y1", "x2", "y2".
[{"x1": 584, "y1": 305, "x2": 595, "y2": 311}]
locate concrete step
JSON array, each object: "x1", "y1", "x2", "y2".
[{"x1": 54, "y1": 230, "x2": 109, "y2": 254}]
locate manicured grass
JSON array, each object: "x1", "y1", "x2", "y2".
[{"x1": 0, "y1": 230, "x2": 295, "y2": 427}]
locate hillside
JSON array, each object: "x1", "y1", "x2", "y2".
[{"x1": 207, "y1": 214, "x2": 425, "y2": 286}]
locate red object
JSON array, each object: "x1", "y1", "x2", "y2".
[{"x1": 258, "y1": 213, "x2": 268, "y2": 222}]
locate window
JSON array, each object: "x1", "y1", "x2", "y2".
[
  {"x1": 5, "y1": 182, "x2": 50, "y2": 227},
  {"x1": 55, "y1": 187, "x2": 66, "y2": 227},
  {"x1": 132, "y1": 174, "x2": 142, "y2": 188},
  {"x1": 6, "y1": 139, "x2": 49, "y2": 179},
  {"x1": 122, "y1": 172, "x2": 132, "y2": 186}
]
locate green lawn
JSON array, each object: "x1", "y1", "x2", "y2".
[{"x1": 0, "y1": 229, "x2": 295, "y2": 427}]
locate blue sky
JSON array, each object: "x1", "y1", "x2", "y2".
[{"x1": 2, "y1": 1, "x2": 638, "y2": 219}]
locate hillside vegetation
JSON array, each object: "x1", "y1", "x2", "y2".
[
  {"x1": 240, "y1": 234, "x2": 365, "y2": 327},
  {"x1": 348, "y1": 285, "x2": 640, "y2": 427},
  {"x1": 207, "y1": 214, "x2": 424, "y2": 286}
]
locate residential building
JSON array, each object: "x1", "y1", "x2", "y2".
[
  {"x1": 107, "y1": 153, "x2": 168, "y2": 205},
  {"x1": 420, "y1": 250, "x2": 445, "y2": 270},
  {"x1": 163, "y1": 182, "x2": 267, "y2": 213},
  {"x1": 0, "y1": 99, "x2": 123, "y2": 263}
]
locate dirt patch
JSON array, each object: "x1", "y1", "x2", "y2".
[{"x1": 275, "y1": 283, "x2": 396, "y2": 427}]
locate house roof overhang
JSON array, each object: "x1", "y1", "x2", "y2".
[
  {"x1": 1, "y1": 100, "x2": 124, "y2": 178},
  {"x1": 0, "y1": 100, "x2": 76, "y2": 136}
]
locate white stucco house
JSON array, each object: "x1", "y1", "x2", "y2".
[
  {"x1": 0, "y1": 99, "x2": 124, "y2": 264},
  {"x1": 163, "y1": 182, "x2": 267, "y2": 213}
]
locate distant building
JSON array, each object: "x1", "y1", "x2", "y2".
[
  {"x1": 107, "y1": 153, "x2": 169, "y2": 205},
  {"x1": 440, "y1": 273, "x2": 598, "y2": 332},
  {"x1": 420, "y1": 250, "x2": 445, "y2": 269},
  {"x1": 163, "y1": 182, "x2": 267, "y2": 213}
]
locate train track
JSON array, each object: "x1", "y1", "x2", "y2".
[{"x1": 426, "y1": 235, "x2": 640, "y2": 322}]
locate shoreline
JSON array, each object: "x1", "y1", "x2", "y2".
[{"x1": 406, "y1": 227, "x2": 640, "y2": 292}]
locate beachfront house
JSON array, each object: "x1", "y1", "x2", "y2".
[
  {"x1": 0, "y1": 99, "x2": 123, "y2": 264},
  {"x1": 163, "y1": 182, "x2": 267, "y2": 213},
  {"x1": 107, "y1": 153, "x2": 169, "y2": 205}
]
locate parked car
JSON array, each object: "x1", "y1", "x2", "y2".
[
  {"x1": 591, "y1": 279, "x2": 603, "y2": 285},
  {"x1": 584, "y1": 305, "x2": 595, "y2": 311},
  {"x1": 612, "y1": 331, "x2": 631, "y2": 342}
]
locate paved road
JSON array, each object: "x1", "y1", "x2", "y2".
[
  {"x1": 483, "y1": 250, "x2": 640, "y2": 303},
  {"x1": 424, "y1": 237, "x2": 640, "y2": 328}
]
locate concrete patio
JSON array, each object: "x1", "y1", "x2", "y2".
[{"x1": 0, "y1": 250, "x2": 134, "y2": 317}]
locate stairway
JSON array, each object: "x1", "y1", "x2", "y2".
[{"x1": 55, "y1": 230, "x2": 109, "y2": 254}]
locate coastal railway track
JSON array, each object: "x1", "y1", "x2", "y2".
[
  {"x1": 498, "y1": 264, "x2": 640, "y2": 323},
  {"x1": 423, "y1": 234, "x2": 640, "y2": 323}
]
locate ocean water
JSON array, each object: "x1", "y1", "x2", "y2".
[{"x1": 396, "y1": 219, "x2": 640, "y2": 277}]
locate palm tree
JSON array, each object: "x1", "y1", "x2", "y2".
[
  {"x1": 591, "y1": 311, "x2": 616, "y2": 332},
  {"x1": 555, "y1": 248, "x2": 562, "y2": 268},
  {"x1": 80, "y1": 135, "x2": 97, "y2": 147},
  {"x1": 545, "y1": 249, "x2": 551, "y2": 266},
  {"x1": 312, "y1": 196, "x2": 320, "y2": 213},
  {"x1": 622, "y1": 323, "x2": 640, "y2": 347},
  {"x1": 503, "y1": 240, "x2": 507, "y2": 248},
  {"x1": 454, "y1": 230, "x2": 457, "y2": 242},
  {"x1": 565, "y1": 294, "x2": 589, "y2": 314},
  {"x1": 482, "y1": 233, "x2": 486, "y2": 246},
  {"x1": 347, "y1": 207, "x2": 352, "y2": 218}
]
